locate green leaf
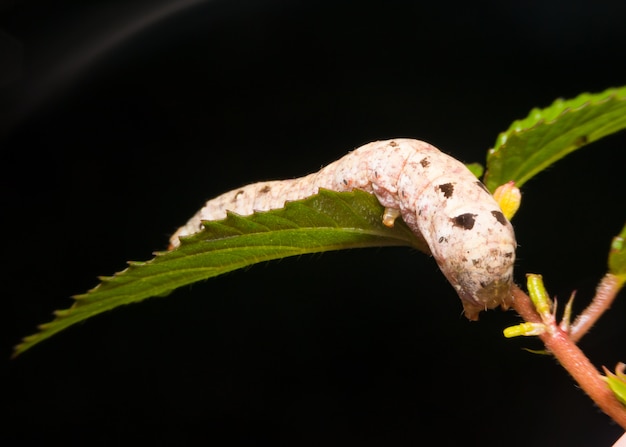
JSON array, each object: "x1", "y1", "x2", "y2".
[
  {"x1": 14, "y1": 189, "x2": 425, "y2": 357},
  {"x1": 464, "y1": 162, "x2": 484, "y2": 178},
  {"x1": 608, "y1": 223, "x2": 626, "y2": 278},
  {"x1": 483, "y1": 86, "x2": 626, "y2": 192},
  {"x1": 603, "y1": 363, "x2": 626, "y2": 406}
]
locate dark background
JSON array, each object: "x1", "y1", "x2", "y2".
[{"x1": 2, "y1": 1, "x2": 626, "y2": 445}]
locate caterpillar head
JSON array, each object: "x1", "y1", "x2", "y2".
[
  {"x1": 454, "y1": 270, "x2": 514, "y2": 321},
  {"x1": 429, "y1": 208, "x2": 516, "y2": 320}
]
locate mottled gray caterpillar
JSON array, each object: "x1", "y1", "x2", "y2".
[{"x1": 170, "y1": 139, "x2": 516, "y2": 319}]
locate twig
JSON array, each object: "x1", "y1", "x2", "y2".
[
  {"x1": 511, "y1": 284, "x2": 626, "y2": 429},
  {"x1": 570, "y1": 273, "x2": 625, "y2": 343}
]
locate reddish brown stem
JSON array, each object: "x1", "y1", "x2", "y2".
[
  {"x1": 511, "y1": 284, "x2": 626, "y2": 429},
  {"x1": 570, "y1": 273, "x2": 625, "y2": 343}
]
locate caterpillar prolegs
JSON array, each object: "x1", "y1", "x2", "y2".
[{"x1": 170, "y1": 139, "x2": 516, "y2": 320}]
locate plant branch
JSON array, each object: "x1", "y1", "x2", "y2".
[
  {"x1": 511, "y1": 284, "x2": 626, "y2": 429},
  {"x1": 570, "y1": 273, "x2": 625, "y2": 343}
]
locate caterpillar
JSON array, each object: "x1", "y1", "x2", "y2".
[{"x1": 170, "y1": 139, "x2": 516, "y2": 320}]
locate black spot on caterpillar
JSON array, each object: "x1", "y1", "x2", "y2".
[
  {"x1": 451, "y1": 213, "x2": 477, "y2": 230},
  {"x1": 475, "y1": 181, "x2": 490, "y2": 194},
  {"x1": 170, "y1": 139, "x2": 516, "y2": 319},
  {"x1": 436, "y1": 183, "x2": 455, "y2": 199},
  {"x1": 491, "y1": 210, "x2": 508, "y2": 226}
]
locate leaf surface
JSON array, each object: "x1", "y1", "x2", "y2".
[
  {"x1": 483, "y1": 86, "x2": 626, "y2": 191},
  {"x1": 14, "y1": 189, "x2": 425, "y2": 356}
]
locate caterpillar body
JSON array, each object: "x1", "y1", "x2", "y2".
[{"x1": 170, "y1": 139, "x2": 516, "y2": 320}]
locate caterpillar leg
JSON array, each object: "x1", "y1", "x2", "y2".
[{"x1": 382, "y1": 207, "x2": 401, "y2": 228}]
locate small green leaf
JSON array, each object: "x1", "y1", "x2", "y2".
[
  {"x1": 483, "y1": 86, "x2": 626, "y2": 191},
  {"x1": 503, "y1": 322, "x2": 546, "y2": 338},
  {"x1": 525, "y1": 274, "x2": 553, "y2": 319},
  {"x1": 603, "y1": 363, "x2": 626, "y2": 406},
  {"x1": 14, "y1": 189, "x2": 425, "y2": 357},
  {"x1": 608, "y1": 223, "x2": 626, "y2": 278}
]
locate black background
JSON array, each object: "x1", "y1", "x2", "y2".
[{"x1": 2, "y1": 1, "x2": 626, "y2": 445}]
